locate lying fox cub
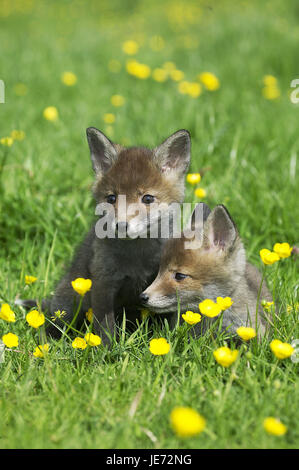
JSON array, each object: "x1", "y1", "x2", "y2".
[
  {"x1": 140, "y1": 203, "x2": 272, "y2": 338},
  {"x1": 19, "y1": 127, "x2": 191, "y2": 344}
]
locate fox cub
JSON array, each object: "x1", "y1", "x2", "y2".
[
  {"x1": 140, "y1": 203, "x2": 272, "y2": 338},
  {"x1": 27, "y1": 127, "x2": 191, "y2": 343}
]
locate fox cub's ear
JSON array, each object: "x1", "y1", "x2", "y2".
[
  {"x1": 204, "y1": 205, "x2": 238, "y2": 250},
  {"x1": 86, "y1": 127, "x2": 117, "y2": 175},
  {"x1": 153, "y1": 129, "x2": 191, "y2": 178}
]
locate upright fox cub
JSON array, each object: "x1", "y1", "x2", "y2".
[
  {"x1": 31, "y1": 128, "x2": 191, "y2": 343},
  {"x1": 140, "y1": 203, "x2": 272, "y2": 337}
]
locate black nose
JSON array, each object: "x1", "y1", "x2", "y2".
[
  {"x1": 140, "y1": 293, "x2": 149, "y2": 303},
  {"x1": 116, "y1": 222, "x2": 128, "y2": 233}
]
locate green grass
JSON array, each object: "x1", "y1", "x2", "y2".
[{"x1": 0, "y1": 0, "x2": 299, "y2": 449}]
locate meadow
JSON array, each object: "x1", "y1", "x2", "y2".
[{"x1": 0, "y1": 0, "x2": 298, "y2": 449}]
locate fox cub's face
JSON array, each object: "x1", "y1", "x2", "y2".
[
  {"x1": 141, "y1": 204, "x2": 246, "y2": 313},
  {"x1": 86, "y1": 127, "x2": 191, "y2": 239}
]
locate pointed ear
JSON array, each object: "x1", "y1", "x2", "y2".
[
  {"x1": 86, "y1": 127, "x2": 117, "y2": 175},
  {"x1": 153, "y1": 129, "x2": 191, "y2": 178},
  {"x1": 204, "y1": 205, "x2": 238, "y2": 251}
]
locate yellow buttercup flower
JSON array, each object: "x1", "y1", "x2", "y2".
[
  {"x1": 213, "y1": 347, "x2": 238, "y2": 367},
  {"x1": 86, "y1": 308, "x2": 93, "y2": 323},
  {"x1": 273, "y1": 243, "x2": 292, "y2": 259},
  {"x1": 26, "y1": 310, "x2": 45, "y2": 329},
  {"x1": 51, "y1": 310, "x2": 66, "y2": 321},
  {"x1": 71, "y1": 278, "x2": 92, "y2": 296},
  {"x1": 261, "y1": 300, "x2": 274, "y2": 311},
  {"x1": 286, "y1": 303, "x2": 299, "y2": 314},
  {"x1": 216, "y1": 296, "x2": 234, "y2": 311},
  {"x1": 236, "y1": 326, "x2": 257, "y2": 341},
  {"x1": 262, "y1": 86, "x2": 280, "y2": 100},
  {"x1": 103, "y1": 113, "x2": 116, "y2": 124},
  {"x1": 152, "y1": 68, "x2": 168, "y2": 82},
  {"x1": 10, "y1": 130, "x2": 25, "y2": 141},
  {"x1": 186, "y1": 173, "x2": 201, "y2": 185},
  {"x1": 0, "y1": 136, "x2": 13, "y2": 147},
  {"x1": 72, "y1": 337, "x2": 87, "y2": 350},
  {"x1": 2, "y1": 333, "x2": 18, "y2": 348},
  {"x1": 110, "y1": 94, "x2": 125, "y2": 107},
  {"x1": 194, "y1": 188, "x2": 206, "y2": 199},
  {"x1": 259, "y1": 248, "x2": 280, "y2": 265},
  {"x1": 122, "y1": 40, "x2": 139, "y2": 55},
  {"x1": 43, "y1": 106, "x2": 59, "y2": 121},
  {"x1": 198, "y1": 72, "x2": 220, "y2": 91},
  {"x1": 126, "y1": 60, "x2": 151, "y2": 79},
  {"x1": 187, "y1": 82, "x2": 202, "y2": 98},
  {"x1": 25, "y1": 275, "x2": 37, "y2": 285},
  {"x1": 149, "y1": 338, "x2": 170, "y2": 355},
  {"x1": 61, "y1": 71, "x2": 77, "y2": 86},
  {"x1": 84, "y1": 332, "x2": 101, "y2": 347},
  {"x1": 0, "y1": 304, "x2": 16, "y2": 323},
  {"x1": 182, "y1": 311, "x2": 202, "y2": 325},
  {"x1": 170, "y1": 406, "x2": 206, "y2": 437},
  {"x1": 33, "y1": 343, "x2": 49, "y2": 358},
  {"x1": 263, "y1": 75, "x2": 278, "y2": 87},
  {"x1": 263, "y1": 417, "x2": 287, "y2": 436},
  {"x1": 199, "y1": 299, "x2": 222, "y2": 318},
  {"x1": 170, "y1": 69, "x2": 184, "y2": 81},
  {"x1": 270, "y1": 339, "x2": 294, "y2": 360}
]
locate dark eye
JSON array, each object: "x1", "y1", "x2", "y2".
[
  {"x1": 174, "y1": 273, "x2": 188, "y2": 281},
  {"x1": 106, "y1": 194, "x2": 116, "y2": 204},
  {"x1": 142, "y1": 194, "x2": 155, "y2": 205}
]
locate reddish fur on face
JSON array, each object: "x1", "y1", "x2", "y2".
[{"x1": 93, "y1": 147, "x2": 183, "y2": 204}]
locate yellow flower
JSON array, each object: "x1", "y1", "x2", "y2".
[
  {"x1": 110, "y1": 94, "x2": 125, "y2": 107},
  {"x1": 0, "y1": 137, "x2": 13, "y2": 147},
  {"x1": 108, "y1": 60, "x2": 122, "y2": 73},
  {"x1": 287, "y1": 303, "x2": 299, "y2": 314},
  {"x1": 43, "y1": 106, "x2": 59, "y2": 121},
  {"x1": 14, "y1": 83, "x2": 28, "y2": 96},
  {"x1": 10, "y1": 130, "x2": 25, "y2": 141},
  {"x1": 26, "y1": 310, "x2": 45, "y2": 329},
  {"x1": 270, "y1": 339, "x2": 294, "y2": 360},
  {"x1": 261, "y1": 300, "x2": 274, "y2": 312},
  {"x1": 72, "y1": 337, "x2": 87, "y2": 350},
  {"x1": 263, "y1": 417, "x2": 287, "y2": 436},
  {"x1": 86, "y1": 308, "x2": 93, "y2": 322},
  {"x1": 170, "y1": 69, "x2": 185, "y2": 81},
  {"x1": 186, "y1": 173, "x2": 201, "y2": 185},
  {"x1": 51, "y1": 310, "x2": 66, "y2": 321},
  {"x1": 0, "y1": 304, "x2": 16, "y2": 323},
  {"x1": 122, "y1": 40, "x2": 139, "y2": 55},
  {"x1": 103, "y1": 113, "x2": 116, "y2": 124},
  {"x1": 262, "y1": 86, "x2": 280, "y2": 100},
  {"x1": 152, "y1": 68, "x2": 168, "y2": 82},
  {"x1": 140, "y1": 308, "x2": 150, "y2": 320},
  {"x1": 33, "y1": 343, "x2": 49, "y2": 358},
  {"x1": 216, "y1": 296, "x2": 234, "y2": 311},
  {"x1": 178, "y1": 81, "x2": 191, "y2": 95},
  {"x1": 126, "y1": 60, "x2": 151, "y2": 79},
  {"x1": 149, "y1": 338, "x2": 170, "y2": 355},
  {"x1": 259, "y1": 248, "x2": 280, "y2": 265},
  {"x1": 194, "y1": 188, "x2": 206, "y2": 199},
  {"x1": 273, "y1": 242, "x2": 292, "y2": 259},
  {"x1": 84, "y1": 332, "x2": 101, "y2": 347},
  {"x1": 199, "y1": 299, "x2": 222, "y2": 318},
  {"x1": 25, "y1": 275, "x2": 37, "y2": 285},
  {"x1": 198, "y1": 72, "x2": 220, "y2": 91},
  {"x1": 236, "y1": 326, "x2": 257, "y2": 341},
  {"x1": 182, "y1": 311, "x2": 202, "y2": 325},
  {"x1": 61, "y1": 71, "x2": 77, "y2": 86},
  {"x1": 187, "y1": 82, "x2": 202, "y2": 98},
  {"x1": 213, "y1": 347, "x2": 238, "y2": 367},
  {"x1": 170, "y1": 406, "x2": 206, "y2": 437},
  {"x1": 263, "y1": 75, "x2": 278, "y2": 87},
  {"x1": 71, "y1": 278, "x2": 92, "y2": 296},
  {"x1": 2, "y1": 333, "x2": 18, "y2": 348}
]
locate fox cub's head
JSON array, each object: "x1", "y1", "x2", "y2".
[
  {"x1": 140, "y1": 203, "x2": 246, "y2": 313},
  {"x1": 86, "y1": 127, "x2": 191, "y2": 239}
]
